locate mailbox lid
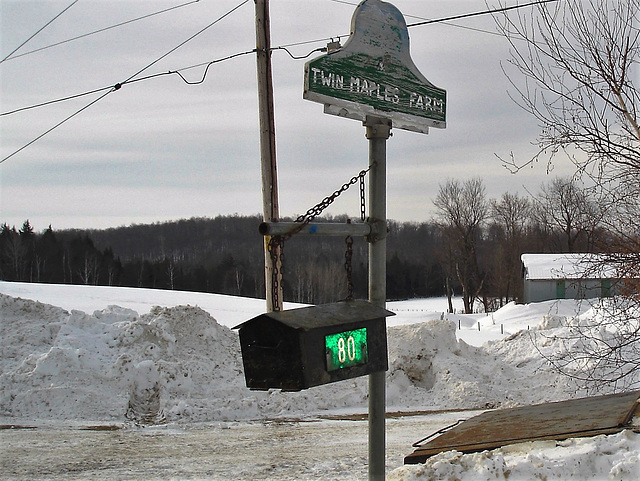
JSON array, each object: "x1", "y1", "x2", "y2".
[{"x1": 235, "y1": 300, "x2": 394, "y2": 331}]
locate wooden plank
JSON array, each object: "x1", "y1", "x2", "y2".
[{"x1": 405, "y1": 390, "x2": 640, "y2": 464}]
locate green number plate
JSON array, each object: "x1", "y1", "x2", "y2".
[{"x1": 325, "y1": 328, "x2": 368, "y2": 371}]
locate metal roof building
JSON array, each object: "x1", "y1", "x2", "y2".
[{"x1": 521, "y1": 253, "x2": 619, "y2": 303}]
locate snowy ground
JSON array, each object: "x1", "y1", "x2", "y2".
[{"x1": 1, "y1": 281, "x2": 639, "y2": 480}]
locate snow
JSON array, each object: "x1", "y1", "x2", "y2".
[
  {"x1": 389, "y1": 431, "x2": 640, "y2": 481},
  {"x1": 521, "y1": 253, "x2": 618, "y2": 280},
  {"x1": 1, "y1": 280, "x2": 638, "y2": 480}
]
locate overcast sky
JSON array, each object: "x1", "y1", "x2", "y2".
[{"x1": 0, "y1": 0, "x2": 577, "y2": 232}]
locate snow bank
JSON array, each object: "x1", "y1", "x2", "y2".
[
  {"x1": 387, "y1": 316, "x2": 593, "y2": 411},
  {"x1": 0, "y1": 291, "x2": 603, "y2": 424},
  {"x1": 0, "y1": 292, "x2": 365, "y2": 422},
  {"x1": 0, "y1": 281, "x2": 273, "y2": 328},
  {"x1": 388, "y1": 430, "x2": 640, "y2": 481},
  {"x1": 0, "y1": 297, "x2": 247, "y2": 422},
  {"x1": 1, "y1": 285, "x2": 639, "y2": 480}
]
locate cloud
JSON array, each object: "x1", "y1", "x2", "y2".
[{"x1": 1, "y1": 0, "x2": 566, "y2": 231}]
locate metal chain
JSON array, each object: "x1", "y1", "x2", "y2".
[
  {"x1": 268, "y1": 166, "x2": 372, "y2": 310},
  {"x1": 360, "y1": 173, "x2": 367, "y2": 222},
  {"x1": 294, "y1": 166, "x2": 371, "y2": 226},
  {"x1": 267, "y1": 235, "x2": 282, "y2": 311},
  {"x1": 344, "y1": 235, "x2": 354, "y2": 300}
]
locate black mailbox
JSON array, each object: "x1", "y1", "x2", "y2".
[{"x1": 234, "y1": 300, "x2": 394, "y2": 391}]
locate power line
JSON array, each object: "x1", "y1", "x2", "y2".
[
  {"x1": 172, "y1": 49, "x2": 256, "y2": 84},
  {"x1": 0, "y1": 0, "x2": 251, "y2": 164},
  {"x1": 2, "y1": 1, "x2": 253, "y2": 117},
  {"x1": 1, "y1": 0, "x2": 80, "y2": 63},
  {"x1": 273, "y1": 46, "x2": 327, "y2": 60},
  {"x1": 2, "y1": 45, "x2": 310, "y2": 117},
  {"x1": 327, "y1": 0, "x2": 559, "y2": 37},
  {"x1": 277, "y1": 35, "x2": 348, "y2": 50},
  {"x1": 2, "y1": 0, "x2": 201, "y2": 63},
  {"x1": 0, "y1": 89, "x2": 112, "y2": 165},
  {"x1": 406, "y1": 0, "x2": 559, "y2": 28},
  {"x1": 123, "y1": 0, "x2": 249, "y2": 84},
  {"x1": 2, "y1": 49, "x2": 258, "y2": 117},
  {"x1": 1, "y1": 0, "x2": 560, "y2": 163},
  {"x1": 2, "y1": 0, "x2": 559, "y2": 117},
  {"x1": 2, "y1": 86, "x2": 113, "y2": 116}
]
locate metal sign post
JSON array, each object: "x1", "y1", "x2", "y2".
[
  {"x1": 365, "y1": 115, "x2": 391, "y2": 480},
  {"x1": 302, "y1": 2, "x2": 446, "y2": 478}
]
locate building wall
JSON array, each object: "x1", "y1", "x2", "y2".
[
  {"x1": 524, "y1": 280, "x2": 557, "y2": 303},
  {"x1": 524, "y1": 278, "x2": 614, "y2": 303},
  {"x1": 566, "y1": 279, "x2": 608, "y2": 300}
]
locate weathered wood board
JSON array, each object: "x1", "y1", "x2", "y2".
[{"x1": 405, "y1": 390, "x2": 640, "y2": 464}]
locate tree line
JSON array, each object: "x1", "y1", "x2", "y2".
[{"x1": 1, "y1": 176, "x2": 623, "y2": 312}]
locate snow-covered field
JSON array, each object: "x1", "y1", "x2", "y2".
[{"x1": 1, "y1": 281, "x2": 638, "y2": 480}]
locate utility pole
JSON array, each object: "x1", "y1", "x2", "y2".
[{"x1": 255, "y1": 0, "x2": 281, "y2": 312}]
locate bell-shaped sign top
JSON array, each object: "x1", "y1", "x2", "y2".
[{"x1": 304, "y1": 0, "x2": 446, "y2": 134}]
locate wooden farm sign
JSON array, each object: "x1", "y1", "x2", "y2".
[{"x1": 304, "y1": 0, "x2": 446, "y2": 134}]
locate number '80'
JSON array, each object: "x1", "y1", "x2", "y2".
[{"x1": 337, "y1": 335, "x2": 357, "y2": 363}]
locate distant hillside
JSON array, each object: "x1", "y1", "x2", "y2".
[
  {"x1": 6, "y1": 176, "x2": 620, "y2": 310},
  {"x1": 4, "y1": 215, "x2": 444, "y2": 303},
  {"x1": 3, "y1": 214, "x2": 521, "y2": 305},
  {"x1": 68, "y1": 215, "x2": 264, "y2": 263}
]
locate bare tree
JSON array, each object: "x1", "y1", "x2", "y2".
[
  {"x1": 496, "y1": 0, "x2": 640, "y2": 390},
  {"x1": 78, "y1": 254, "x2": 100, "y2": 285},
  {"x1": 434, "y1": 178, "x2": 489, "y2": 313},
  {"x1": 162, "y1": 257, "x2": 177, "y2": 290},
  {"x1": 495, "y1": 0, "x2": 640, "y2": 184},
  {"x1": 1, "y1": 226, "x2": 25, "y2": 281},
  {"x1": 436, "y1": 232, "x2": 457, "y2": 314},
  {"x1": 490, "y1": 192, "x2": 532, "y2": 304},
  {"x1": 531, "y1": 177, "x2": 604, "y2": 252}
]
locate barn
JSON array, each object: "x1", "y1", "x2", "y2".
[{"x1": 521, "y1": 253, "x2": 619, "y2": 304}]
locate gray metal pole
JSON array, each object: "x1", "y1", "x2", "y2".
[{"x1": 365, "y1": 116, "x2": 391, "y2": 481}]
